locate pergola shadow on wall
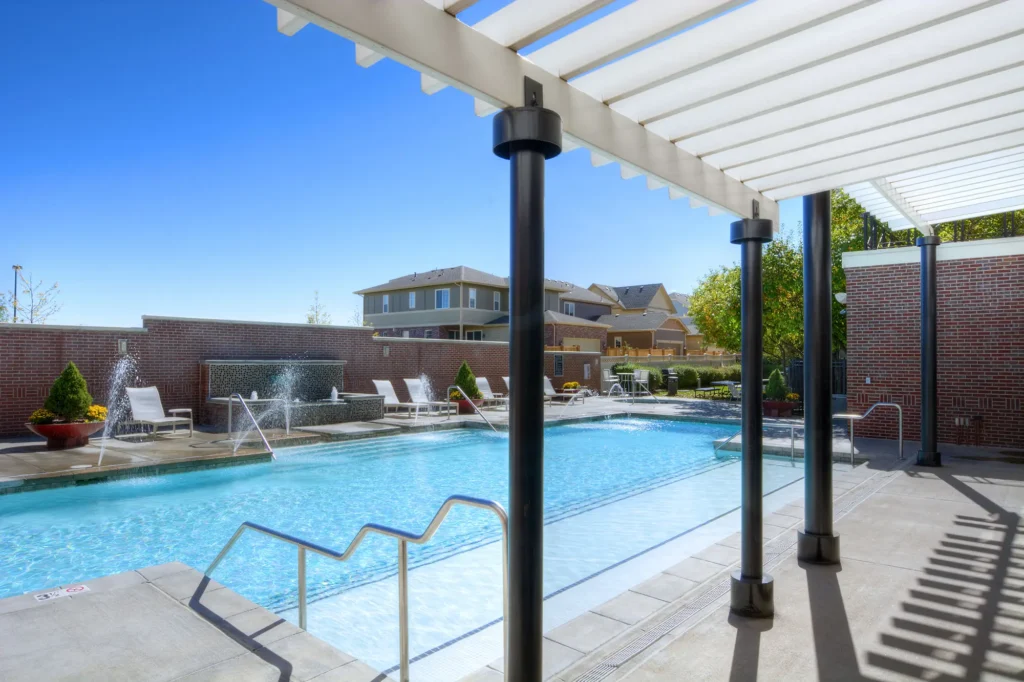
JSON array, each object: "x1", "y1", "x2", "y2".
[{"x1": 256, "y1": 1, "x2": 1024, "y2": 677}]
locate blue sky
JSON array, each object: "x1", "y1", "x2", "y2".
[{"x1": 1, "y1": 0, "x2": 801, "y2": 328}]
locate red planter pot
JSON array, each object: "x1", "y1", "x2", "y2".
[
  {"x1": 763, "y1": 401, "x2": 797, "y2": 418},
  {"x1": 26, "y1": 422, "x2": 106, "y2": 450},
  {"x1": 455, "y1": 399, "x2": 484, "y2": 415}
]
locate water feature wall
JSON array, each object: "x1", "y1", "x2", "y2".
[{"x1": 204, "y1": 360, "x2": 345, "y2": 401}]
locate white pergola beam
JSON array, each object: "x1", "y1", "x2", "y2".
[
  {"x1": 473, "y1": 0, "x2": 615, "y2": 52},
  {"x1": 269, "y1": 0, "x2": 775, "y2": 221},
  {"x1": 277, "y1": 8, "x2": 309, "y2": 36},
  {"x1": 869, "y1": 178, "x2": 933, "y2": 235},
  {"x1": 920, "y1": 196, "x2": 1024, "y2": 222},
  {"x1": 355, "y1": 43, "x2": 383, "y2": 68}
]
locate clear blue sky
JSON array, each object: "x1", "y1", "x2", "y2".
[{"x1": 1, "y1": 0, "x2": 801, "y2": 328}]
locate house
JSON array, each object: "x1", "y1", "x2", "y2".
[
  {"x1": 355, "y1": 267, "x2": 610, "y2": 349},
  {"x1": 588, "y1": 283, "x2": 704, "y2": 355}
]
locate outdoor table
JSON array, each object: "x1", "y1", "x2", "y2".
[{"x1": 617, "y1": 372, "x2": 634, "y2": 395}]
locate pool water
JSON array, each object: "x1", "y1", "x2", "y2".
[{"x1": 0, "y1": 417, "x2": 805, "y2": 676}]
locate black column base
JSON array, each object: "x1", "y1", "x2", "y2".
[
  {"x1": 916, "y1": 450, "x2": 942, "y2": 467},
  {"x1": 730, "y1": 572, "x2": 774, "y2": 618},
  {"x1": 797, "y1": 530, "x2": 841, "y2": 565}
]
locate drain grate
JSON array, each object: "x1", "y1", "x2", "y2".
[{"x1": 573, "y1": 460, "x2": 910, "y2": 682}]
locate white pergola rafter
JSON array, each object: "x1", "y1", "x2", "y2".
[{"x1": 267, "y1": 0, "x2": 1024, "y2": 231}]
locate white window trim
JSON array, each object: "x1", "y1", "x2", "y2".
[
  {"x1": 435, "y1": 288, "x2": 450, "y2": 309},
  {"x1": 382, "y1": 294, "x2": 389, "y2": 313},
  {"x1": 409, "y1": 292, "x2": 416, "y2": 309},
  {"x1": 564, "y1": 301, "x2": 575, "y2": 316},
  {"x1": 468, "y1": 287, "x2": 477, "y2": 309},
  {"x1": 493, "y1": 291, "x2": 501, "y2": 311}
]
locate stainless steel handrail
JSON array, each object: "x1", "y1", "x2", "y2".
[
  {"x1": 206, "y1": 494, "x2": 509, "y2": 682},
  {"x1": 445, "y1": 385, "x2": 498, "y2": 432},
  {"x1": 834, "y1": 401, "x2": 903, "y2": 463},
  {"x1": 715, "y1": 430, "x2": 742, "y2": 454},
  {"x1": 715, "y1": 423, "x2": 800, "y2": 466},
  {"x1": 227, "y1": 393, "x2": 275, "y2": 460}
]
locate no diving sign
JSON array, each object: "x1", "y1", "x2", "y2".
[{"x1": 34, "y1": 584, "x2": 91, "y2": 602}]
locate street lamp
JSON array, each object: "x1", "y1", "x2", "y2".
[{"x1": 11, "y1": 265, "x2": 22, "y2": 323}]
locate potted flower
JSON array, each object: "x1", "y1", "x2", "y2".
[
  {"x1": 561, "y1": 381, "x2": 580, "y2": 393},
  {"x1": 449, "y1": 361, "x2": 484, "y2": 415},
  {"x1": 26, "y1": 362, "x2": 107, "y2": 450},
  {"x1": 763, "y1": 369, "x2": 799, "y2": 418}
]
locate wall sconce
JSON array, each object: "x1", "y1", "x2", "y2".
[
  {"x1": 117, "y1": 339, "x2": 128, "y2": 355},
  {"x1": 383, "y1": 345, "x2": 390, "y2": 357}
]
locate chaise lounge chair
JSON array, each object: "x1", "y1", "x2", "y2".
[
  {"x1": 475, "y1": 377, "x2": 508, "y2": 410},
  {"x1": 544, "y1": 376, "x2": 575, "y2": 402},
  {"x1": 372, "y1": 380, "x2": 420, "y2": 417},
  {"x1": 126, "y1": 386, "x2": 193, "y2": 436},
  {"x1": 403, "y1": 378, "x2": 455, "y2": 416},
  {"x1": 502, "y1": 376, "x2": 554, "y2": 404}
]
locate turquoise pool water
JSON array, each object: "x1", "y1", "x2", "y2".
[{"x1": 0, "y1": 417, "x2": 806, "y2": 675}]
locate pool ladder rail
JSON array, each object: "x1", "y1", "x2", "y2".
[
  {"x1": 445, "y1": 384, "x2": 498, "y2": 432},
  {"x1": 205, "y1": 494, "x2": 509, "y2": 682}
]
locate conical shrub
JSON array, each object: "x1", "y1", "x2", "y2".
[
  {"x1": 44, "y1": 362, "x2": 93, "y2": 421},
  {"x1": 454, "y1": 361, "x2": 482, "y2": 400},
  {"x1": 765, "y1": 369, "x2": 789, "y2": 402}
]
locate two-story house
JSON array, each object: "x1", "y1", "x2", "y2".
[
  {"x1": 356, "y1": 267, "x2": 610, "y2": 349},
  {"x1": 589, "y1": 283, "x2": 701, "y2": 354}
]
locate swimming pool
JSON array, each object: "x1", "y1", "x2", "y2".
[{"x1": 0, "y1": 417, "x2": 806, "y2": 677}]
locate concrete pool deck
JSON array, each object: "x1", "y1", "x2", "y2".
[{"x1": 0, "y1": 562, "x2": 386, "y2": 682}]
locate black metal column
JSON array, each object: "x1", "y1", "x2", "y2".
[
  {"x1": 492, "y1": 79, "x2": 561, "y2": 680},
  {"x1": 798, "y1": 191, "x2": 841, "y2": 564},
  {"x1": 917, "y1": 235, "x2": 942, "y2": 467},
  {"x1": 729, "y1": 214, "x2": 774, "y2": 619}
]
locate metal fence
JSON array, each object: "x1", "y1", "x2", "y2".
[{"x1": 786, "y1": 359, "x2": 847, "y2": 397}]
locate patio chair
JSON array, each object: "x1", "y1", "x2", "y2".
[
  {"x1": 475, "y1": 377, "x2": 508, "y2": 410},
  {"x1": 543, "y1": 377, "x2": 574, "y2": 402},
  {"x1": 403, "y1": 378, "x2": 455, "y2": 415},
  {"x1": 602, "y1": 369, "x2": 625, "y2": 396},
  {"x1": 632, "y1": 369, "x2": 654, "y2": 397},
  {"x1": 502, "y1": 376, "x2": 553, "y2": 403},
  {"x1": 372, "y1": 380, "x2": 420, "y2": 416},
  {"x1": 727, "y1": 383, "x2": 742, "y2": 402},
  {"x1": 125, "y1": 386, "x2": 193, "y2": 436}
]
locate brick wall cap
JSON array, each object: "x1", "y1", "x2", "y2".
[
  {"x1": 141, "y1": 315, "x2": 371, "y2": 331},
  {"x1": 0, "y1": 322, "x2": 148, "y2": 333},
  {"x1": 843, "y1": 236, "x2": 1024, "y2": 269}
]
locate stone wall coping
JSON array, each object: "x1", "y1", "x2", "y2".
[
  {"x1": 0, "y1": 322, "x2": 148, "y2": 333},
  {"x1": 201, "y1": 359, "x2": 347, "y2": 365},
  {"x1": 842, "y1": 235, "x2": 1024, "y2": 269},
  {"x1": 141, "y1": 315, "x2": 370, "y2": 331}
]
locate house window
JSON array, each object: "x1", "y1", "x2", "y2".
[
  {"x1": 382, "y1": 294, "x2": 389, "y2": 313},
  {"x1": 563, "y1": 301, "x2": 575, "y2": 316},
  {"x1": 424, "y1": 329, "x2": 434, "y2": 339},
  {"x1": 493, "y1": 292, "x2": 501, "y2": 311},
  {"x1": 469, "y1": 288, "x2": 477, "y2": 309},
  {"x1": 448, "y1": 330, "x2": 460, "y2": 340},
  {"x1": 614, "y1": 337, "x2": 622, "y2": 348},
  {"x1": 466, "y1": 330, "x2": 482, "y2": 341},
  {"x1": 584, "y1": 364, "x2": 591, "y2": 380},
  {"x1": 409, "y1": 292, "x2": 416, "y2": 309},
  {"x1": 435, "y1": 289, "x2": 450, "y2": 309},
  {"x1": 554, "y1": 354, "x2": 564, "y2": 377}
]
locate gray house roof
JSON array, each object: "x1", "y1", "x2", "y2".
[
  {"x1": 597, "y1": 311, "x2": 695, "y2": 333},
  {"x1": 612, "y1": 283, "x2": 665, "y2": 310},
  {"x1": 486, "y1": 311, "x2": 610, "y2": 328},
  {"x1": 670, "y1": 292, "x2": 690, "y2": 316},
  {"x1": 557, "y1": 283, "x2": 609, "y2": 304},
  {"x1": 356, "y1": 266, "x2": 570, "y2": 295}
]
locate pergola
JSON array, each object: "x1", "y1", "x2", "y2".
[{"x1": 261, "y1": 1, "x2": 1024, "y2": 678}]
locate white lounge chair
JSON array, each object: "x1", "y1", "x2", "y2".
[
  {"x1": 727, "y1": 382, "x2": 742, "y2": 402},
  {"x1": 126, "y1": 386, "x2": 192, "y2": 436},
  {"x1": 475, "y1": 378, "x2": 508, "y2": 410},
  {"x1": 502, "y1": 376, "x2": 552, "y2": 404},
  {"x1": 372, "y1": 380, "x2": 420, "y2": 416},
  {"x1": 403, "y1": 378, "x2": 455, "y2": 415},
  {"x1": 544, "y1": 377, "x2": 574, "y2": 402}
]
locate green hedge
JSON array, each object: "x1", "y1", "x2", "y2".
[
  {"x1": 668, "y1": 363, "x2": 742, "y2": 389},
  {"x1": 610, "y1": 362, "x2": 663, "y2": 391}
]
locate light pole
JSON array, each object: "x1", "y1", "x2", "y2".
[{"x1": 11, "y1": 265, "x2": 22, "y2": 323}]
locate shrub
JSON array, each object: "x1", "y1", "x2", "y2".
[
  {"x1": 610, "y1": 362, "x2": 663, "y2": 391},
  {"x1": 85, "y1": 405, "x2": 108, "y2": 422},
  {"x1": 29, "y1": 408, "x2": 57, "y2": 425},
  {"x1": 562, "y1": 381, "x2": 580, "y2": 390},
  {"x1": 44, "y1": 362, "x2": 93, "y2": 421},
  {"x1": 765, "y1": 369, "x2": 789, "y2": 401},
  {"x1": 453, "y1": 361, "x2": 482, "y2": 400},
  {"x1": 671, "y1": 365, "x2": 699, "y2": 389}
]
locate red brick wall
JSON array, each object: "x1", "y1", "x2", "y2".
[
  {"x1": 0, "y1": 317, "x2": 601, "y2": 436},
  {"x1": 846, "y1": 253, "x2": 1024, "y2": 449},
  {"x1": 545, "y1": 323, "x2": 607, "y2": 349}
]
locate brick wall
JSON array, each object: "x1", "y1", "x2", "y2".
[
  {"x1": 545, "y1": 323, "x2": 606, "y2": 348},
  {"x1": 0, "y1": 316, "x2": 600, "y2": 436},
  {"x1": 845, "y1": 249, "x2": 1024, "y2": 449}
]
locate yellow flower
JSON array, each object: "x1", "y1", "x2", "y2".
[
  {"x1": 29, "y1": 408, "x2": 57, "y2": 424},
  {"x1": 85, "y1": 405, "x2": 108, "y2": 422}
]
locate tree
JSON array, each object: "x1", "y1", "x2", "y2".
[
  {"x1": 13, "y1": 272, "x2": 61, "y2": 324},
  {"x1": 306, "y1": 291, "x2": 332, "y2": 325},
  {"x1": 0, "y1": 294, "x2": 9, "y2": 323},
  {"x1": 348, "y1": 307, "x2": 364, "y2": 327}
]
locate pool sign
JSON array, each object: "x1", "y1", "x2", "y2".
[{"x1": 33, "y1": 584, "x2": 91, "y2": 602}]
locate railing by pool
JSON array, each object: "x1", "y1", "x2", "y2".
[{"x1": 205, "y1": 494, "x2": 509, "y2": 682}]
